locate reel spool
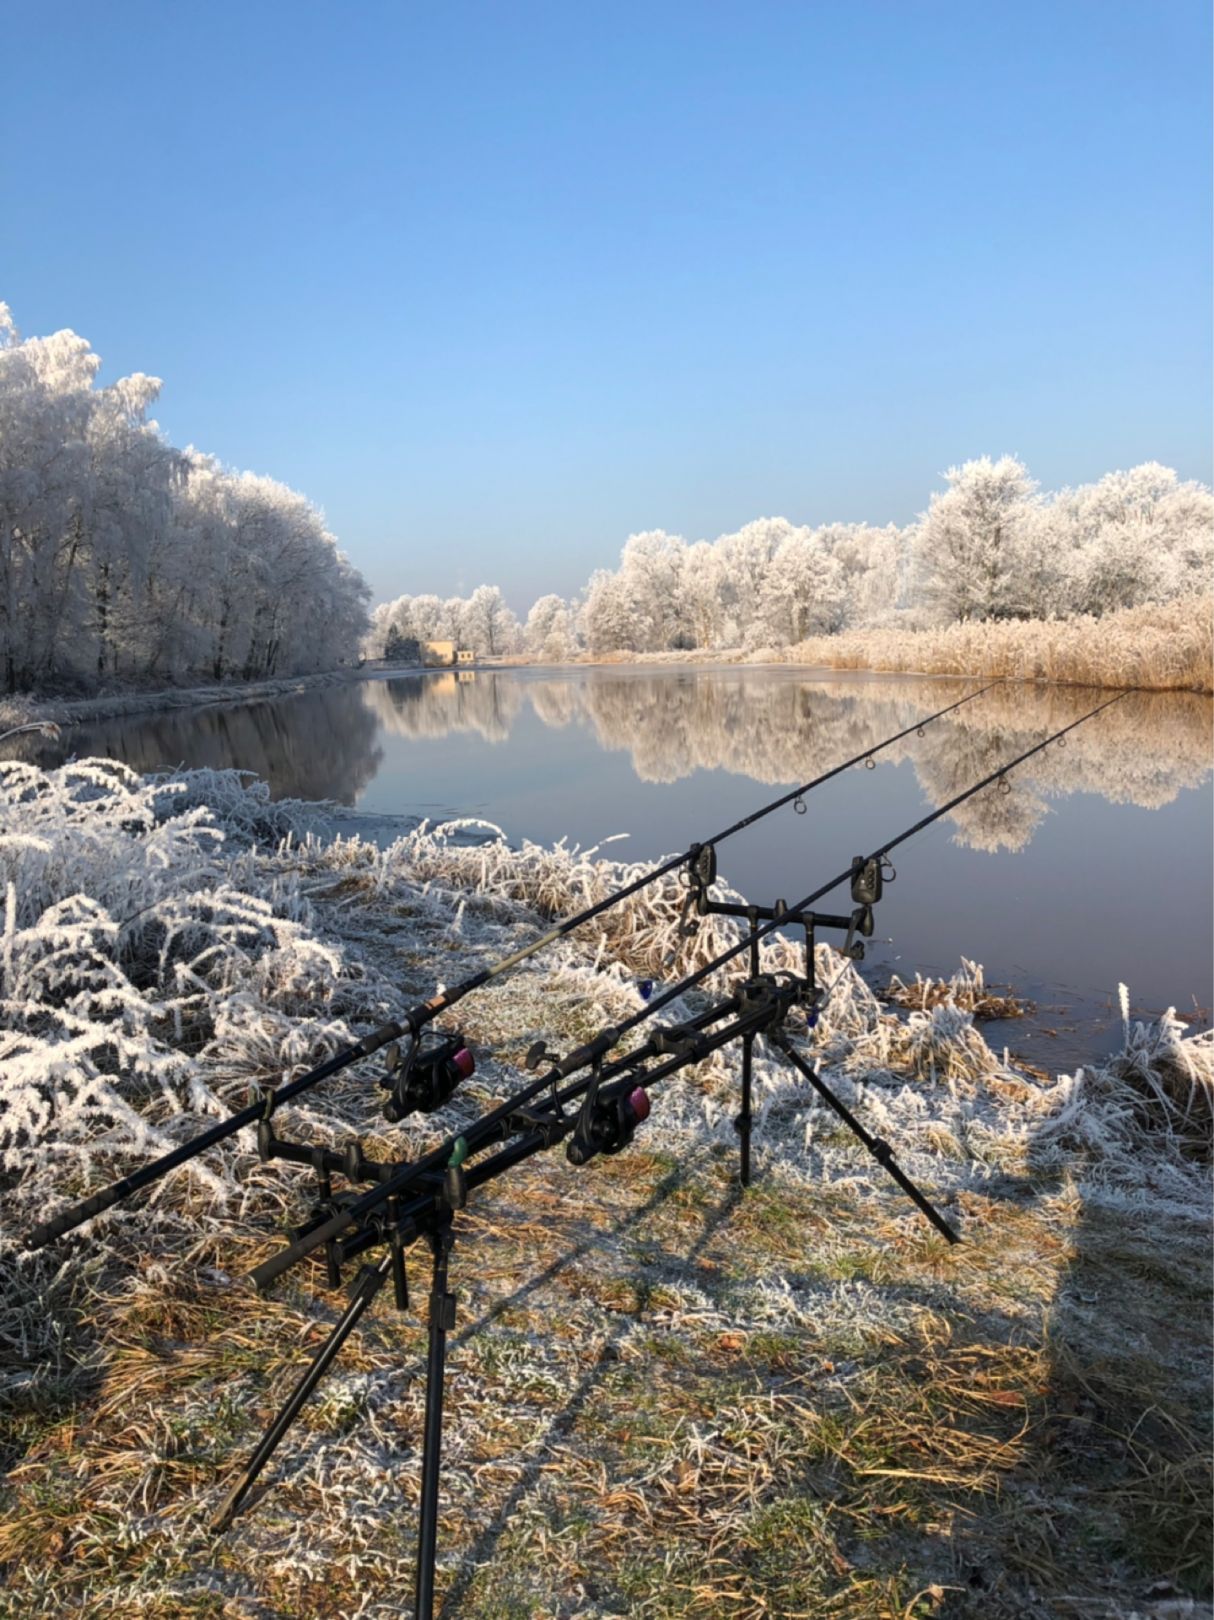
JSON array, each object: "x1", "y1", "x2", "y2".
[{"x1": 381, "y1": 1032, "x2": 475, "y2": 1122}]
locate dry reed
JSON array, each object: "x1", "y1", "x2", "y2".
[{"x1": 778, "y1": 596, "x2": 1214, "y2": 693}]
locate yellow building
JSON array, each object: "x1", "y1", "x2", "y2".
[{"x1": 421, "y1": 641, "x2": 476, "y2": 667}]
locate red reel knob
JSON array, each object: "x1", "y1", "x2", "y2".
[
  {"x1": 627, "y1": 1086, "x2": 650, "y2": 1123},
  {"x1": 453, "y1": 1048, "x2": 475, "y2": 1080}
]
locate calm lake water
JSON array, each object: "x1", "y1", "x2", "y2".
[{"x1": 45, "y1": 666, "x2": 1214, "y2": 1064}]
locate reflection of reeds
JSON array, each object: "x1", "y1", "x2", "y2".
[{"x1": 780, "y1": 596, "x2": 1214, "y2": 693}]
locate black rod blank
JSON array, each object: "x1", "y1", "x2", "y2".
[
  {"x1": 247, "y1": 689, "x2": 1127, "y2": 1290},
  {"x1": 25, "y1": 679, "x2": 999, "y2": 1252}
]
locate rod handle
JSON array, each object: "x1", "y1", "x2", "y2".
[
  {"x1": 26, "y1": 1175, "x2": 136, "y2": 1249},
  {"x1": 24, "y1": 1102, "x2": 259, "y2": 1250},
  {"x1": 251, "y1": 1201, "x2": 362, "y2": 1293}
]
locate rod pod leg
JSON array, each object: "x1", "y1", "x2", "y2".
[
  {"x1": 735, "y1": 1031, "x2": 754, "y2": 1187},
  {"x1": 415, "y1": 1215, "x2": 456, "y2": 1620},
  {"x1": 773, "y1": 1034, "x2": 960, "y2": 1245},
  {"x1": 735, "y1": 920, "x2": 761, "y2": 1189},
  {"x1": 210, "y1": 1255, "x2": 392, "y2": 1533}
]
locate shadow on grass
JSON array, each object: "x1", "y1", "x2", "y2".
[
  {"x1": 438, "y1": 1164, "x2": 744, "y2": 1617},
  {"x1": 924, "y1": 1117, "x2": 1212, "y2": 1619}
]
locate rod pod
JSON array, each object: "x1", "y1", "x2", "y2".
[{"x1": 26, "y1": 679, "x2": 1001, "y2": 1252}]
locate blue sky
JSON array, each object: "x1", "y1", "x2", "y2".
[{"x1": 4, "y1": 0, "x2": 1210, "y2": 610}]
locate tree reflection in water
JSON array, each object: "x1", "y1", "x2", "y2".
[
  {"x1": 364, "y1": 671, "x2": 1211, "y2": 854},
  {"x1": 18, "y1": 672, "x2": 1209, "y2": 857},
  {"x1": 368, "y1": 669, "x2": 526, "y2": 745},
  {"x1": 32, "y1": 685, "x2": 385, "y2": 806}
]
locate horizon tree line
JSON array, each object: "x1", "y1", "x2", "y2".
[
  {"x1": 1, "y1": 304, "x2": 1209, "y2": 691},
  {"x1": 370, "y1": 455, "x2": 1212, "y2": 661}
]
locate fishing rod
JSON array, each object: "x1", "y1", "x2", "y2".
[
  {"x1": 31, "y1": 686, "x2": 1128, "y2": 1619},
  {"x1": 26, "y1": 676, "x2": 1000, "y2": 1252},
  {"x1": 244, "y1": 687, "x2": 1128, "y2": 1295},
  {"x1": 212, "y1": 963, "x2": 950, "y2": 1553},
  {"x1": 209, "y1": 692, "x2": 1132, "y2": 1606}
]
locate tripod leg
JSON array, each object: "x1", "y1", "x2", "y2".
[
  {"x1": 774, "y1": 1035, "x2": 959, "y2": 1244},
  {"x1": 210, "y1": 1256, "x2": 391, "y2": 1533},
  {"x1": 735, "y1": 1031, "x2": 754, "y2": 1187},
  {"x1": 415, "y1": 1217, "x2": 456, "y2": 1620}
]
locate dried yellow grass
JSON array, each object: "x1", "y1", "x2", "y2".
[
  {"x1": 781, "y1": 596, "x2": 1214, "y2": 693},
  {"x1": 2, "y1": 767, "x2": 1211, "y2": 1619}
]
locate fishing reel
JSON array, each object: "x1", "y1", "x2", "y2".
[
  {"x1": 566, "y1": 1062, "x2": 651, "y2": 1167},
  {"x1": 379, "y1": 1031, "x2": 475, "y2": 1122}
]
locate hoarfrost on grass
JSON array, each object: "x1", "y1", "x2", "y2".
[{"x1": 0, "y1": 757, "x2": 1210, "y2": 1617}]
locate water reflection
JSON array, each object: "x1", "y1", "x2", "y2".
[
  {"x1": 18, "y1": 670, "x2": 1210, "y2": 854},
  {"x1": 41, "y1": 685, "x2": 384, "y2": 805},
  {"x1": 12, "y1": 665, "x2": 1210, "y2": 1041},
  {"x1": 368, "y1": 670, "x2": 525, "y2": 744},
  {"x1": 364, "y1": 670, "x2": 1211, "y2": 854}
]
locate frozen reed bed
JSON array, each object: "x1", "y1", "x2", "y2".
[
  {"x1": 777, "y1": 594, "x2": 1214, "y2": 693},
  {"x1": 0, "y1": 759, "x2": 1210, "y2": 1619}
]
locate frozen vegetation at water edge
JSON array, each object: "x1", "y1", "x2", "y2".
[{"x1": 0, "y1": 757, "x2": 1210, "y2": 1616}]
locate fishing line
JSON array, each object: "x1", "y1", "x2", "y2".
[
  {"x1": 242, "y1": 688, "x2": 1127, "y2": 1288},
  {"x1": 27, "y1": 677, "x2": 1000, "y2": 1250}
]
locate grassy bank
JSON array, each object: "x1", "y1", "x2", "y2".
[
  {"x1": 535, "y1": 597, "x2": 1214, "y2": 693},
  {"x1": 1, "y1": 761, "x2": 1210, "y2": 1618}
]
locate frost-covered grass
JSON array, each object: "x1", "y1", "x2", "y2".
[
  {"x1": 776, "y1": 596, "x2": 1214, "y2": 694},
  {"x1": 0, "y1": 760, "x2": 1210, "y2": 1619}
]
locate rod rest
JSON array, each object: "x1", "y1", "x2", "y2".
[
  {"x1": 256, "y1": 1120, "x2": 403, "y2": 1184},
  {"x1": 505, "y1": 1104, "x2": 571, "y2": 1148},
  {"x1": 651, "y1": 1024, "x2": 711, "y2": 1060}
]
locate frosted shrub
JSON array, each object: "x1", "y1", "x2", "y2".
[
  {"x1": 1036, "y1": 991, "x2": 1213, "y2": 1170},
  {"x1": 0, "y1": 759, "x2": 346, "y2": 1188}
]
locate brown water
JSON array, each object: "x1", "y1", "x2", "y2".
[{"x1": 42, "y1": 666, "x2": 1214, "y2": 1065}]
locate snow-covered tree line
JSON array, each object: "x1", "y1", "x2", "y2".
[
  {"x1": 370, "y1": 455, "x2": 1212, "y2": 661},
  {"x1": 0, "y1": 305, "x2": 369, "y2": 693}
]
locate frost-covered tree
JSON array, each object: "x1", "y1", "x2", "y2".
[
  {"x1": 407, "y1": 595, "x2": 447, "y2": 642},
  {"x1": 911, "y1": 456, "x2": 1041, "y2": 623},
  {"x1": 617, "y1": 530, "x2": 691, "y2": 651},
  {"x1": 524, "y1": 594, "x2": 575, "y2": 660},
  {"x1": 715, "y1": 518, "x2": 790, "y2": 646},
  {"x1": 0, "y1": 304, "x2": 369, "y2": 692},
  {"x1": 461, "y1": 584, "x2": 519, "y2": 656},
  {"x1": 818, "y1": 522, "x2": 907, "y2": 629},
  {"x1": 758, "y1": 528, "x2": 848, "y2": 644},
  {"x1": 680, "y1": 541, "x2": 725, "y2": 649},
  {"x1": 581, "y1": 567, "x2": 643, "y2": 653},
  {"x1": 1043, "y1": 463, "x2": 1214, "y2": 617}
]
